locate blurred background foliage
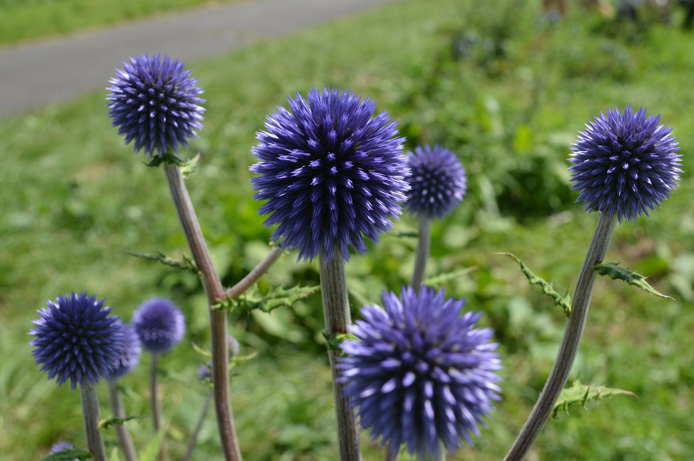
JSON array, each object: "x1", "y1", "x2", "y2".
[{"x1": 2, "y1": 0, "x2": 694, "y2": 459}]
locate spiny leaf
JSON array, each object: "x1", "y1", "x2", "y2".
[
  {"x1": 215, "y1": 285, "x2": 321, "y2": 313},
  {"x1": 498, "y1": 252, "x2": 571, "y2": 317},
  {"x1": 100, "y1": 415, "x2": 144, "y2": 429},
  {"x1": 594, "y1": 262, "x2": 674, "y2": 300},
  {"x1": 122, "y1": 250, "x2": 199, "y2": 275},
  {"x1": 424, "y1": 266, "x2": 477, "y2": 288},
  {"x1": 553, "y1": 380, "x2": 636, "y2": 418},
  {"x1": 40, "y1": 448, "x2": 91, "y2": 460},
  {"x1": 392, "y1": 231, "x2": 419, "y2": 238},
  {"x1": 144, "y1": 151, "x2": 183, "y2": 168}
]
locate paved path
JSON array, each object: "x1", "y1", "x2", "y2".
[{"x1": 0, "y1": 0, "x2": 402, "y2": 118}]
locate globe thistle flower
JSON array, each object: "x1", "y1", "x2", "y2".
[
  {"x1": 107, "y1": 54, "x2": 205, "y2": 158},
  {"x1": 49, "y1": 441, "x2": 80, "y2": 461},
  {"x1": 250, "y1": 87, "x2": 409, "y2": 262},
  {"x1": 339, "y1": 286, "x2": 502, "y2": 459},
  {"x1": 106, "y1": 321, "x2": 142, "y2": 380},
  {"x1": 404, "y1": 145, "x2": 467, "y2": 219},
  {"x1": 30, "y1": 293, "x2": 123, "y2": 389},
  {"x1": 132, "y1": 298, "x2": 185, "y2": 354},
  {"x1": 569, "y1": 106, "x2": 681, "y2": 222}
]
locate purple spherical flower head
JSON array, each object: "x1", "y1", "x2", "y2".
[
  {"x1": 569, "y1": 106, "x2": 682, "y2": 222},
  {"x1": 404, "y1": 144, "x2": 467, "y2": 219},
  {"x1": 106, "y1": 321, "x2": 142, "y2": 380},
  {"x1": 132, "y1": 298, "x2": 185, "y2": 354},
  {"x1": 338, "y1": 286, "x2": 502, "y2": 459},
  {"x1": 107, "y1": 54, "x2": 205, "y2": 158},
  {"x1": 30, "y1": 293, "x2": 123, "y2": 389},
  {"x1": 250, "y1": 87, "x2": 409, "y2": 262}
]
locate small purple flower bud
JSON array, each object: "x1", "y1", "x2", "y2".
[
  {"x1": 404, "y1": 144, "x2": 467, "y2": 219},
  {"x1": 132, "y1": 298, "x2": 185, "y2": 354}
]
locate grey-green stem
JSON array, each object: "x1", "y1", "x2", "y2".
[
  {"x1": 80, "y1": 381, "x2": 107, "y2": 461},
  {"x1": 319, "y1": 249, "x2": 362, "y2": 461},
  {"x1": 150, "y1": 353, "x2": 167, "y2": 461},
  {"x1": 108, "y1": 380, "x2": 137, "y2": 461},
  {"x1": 411, "y1": 217, "x2": 432, "y2": 290},
  {"x1": 504, "y1": 213, "x2": 616, "y2": 460},
  {"x1": 226, "y1": 246, "x2": 284, "y2": 298},
  {"x1": 163, "y1": 163, "x2": 242, "y2": 461},
  {"x1": 181, "y1": 389, "x2": 213, "y2": 461}
]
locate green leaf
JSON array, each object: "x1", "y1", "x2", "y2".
[
  {"x1": 144, "y1": 151, "x2": 184, "y2": 168},
  {"x1": 122, "y1": 250, "x2": 199, "y2": 275},
  {"x1": 498, "y1": 252, "x2": 572, "y2": 317},
  {"x1": 323, "y1": 332, "x2": 359, "y2": 352},
  {"x1": 218, "y1": 285, "x2": 320, "y2": 313},
  {"x1": 424, "y1": 266, "x2": 477, "y2": 289},
  {"x1": 391, "y1": 231, "x2": 419, "y2": 239},
  {"x1": 179, "y1": 152, "x2": 201, "y2": 178},
  {"x1": 100, "y1": 414, "x2": 144, "y2": 429},
  {"x1": 552, "y1": 380, "x2": 637, "y2": 418},
  {"x1": 138, "y1": 425, "x2": 165, "y2": 461},
  {"x1": 191, "y1": 342, "x2": 212, "y2": 359},
  {"x1": 594, "y1": 262, "x2": 674, "y2": 300},
  {"x1": 40, "y1": 448, "x2": 91, "y2": 460}
]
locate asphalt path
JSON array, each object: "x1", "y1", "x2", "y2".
[{"x1": 0, "y1": 0, "x2": 403, "y2": 118}]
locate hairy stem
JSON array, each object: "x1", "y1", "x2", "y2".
[
  {"x1": 411, "y1": 217, "x2": 432, "y2": 290},
  {"x1": 181, "y1": 389, "x2": 214, "y2": 461},
  {"x1": 150, "y1": 353, "x2": 167, "y2": 461},
  {"x1": 319, "y1": 250, "x2": 362, "y2": 461},
  {"x1": 504, "y1": 213, "x2": 616, "y2": 460},
  {"x1": 79, "y1": 382, "x2": 107, "y2": 461},
  {"x1": 108, "y1": 380, "x2": 137, "y2": 461},
  {"x1": 163, "y1": 163, "x2": 242, "y2": 461}
]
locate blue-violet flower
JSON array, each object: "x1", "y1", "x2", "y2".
[
  {"x1": 106, "y1": 321, "x2": 142, "y2": 380},
  {"x1": 339, "y1": 286, "x2": 502, "y2": 459},
  {"x1": 30, "y1": 293, "x2": 123, "y2": 389},
  {"x1": 132, "y1": 298, "x2": 185, "y2": 354},
  {"x1": 107, "y1": 54, "x2": 205, "y2": 157},
  {"x1": 250, "y1": 87, "x2": 409, "y2": 262},
  {"x1": 405, "y1": 144, "x2": 466, "y2": 219},
  {"x1": 569, "y1": 106, "x2": 681, "y2": 222}
]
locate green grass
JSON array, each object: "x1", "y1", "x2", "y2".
[
  {"x1": 0, "y1": 0, "x2": 247, "y2": 46},
  {"x1": 2, "y1": 0, "x2": 694, "y2": 459}
]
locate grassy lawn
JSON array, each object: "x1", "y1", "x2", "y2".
[
  {"x1": 2, "y1": 0, "x2": 694, "y2": 459},
  {"x1": 0, "y1": 0, "x2": 248, "y2": 46}
]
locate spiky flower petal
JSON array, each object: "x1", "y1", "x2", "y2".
[
  {"x1": 569, "y1": 106, "x2": 681, "y2": 221},
  {"x1": 339, "y1": 286, "x2": 502, "y2": 459},
  {"x1": 250, "y1": 87, "x2": 409, "y2": 262},
  {"x1": 106, "y1": 321, "x2": 142, "y2": 380},
  {"x1": 30, "y1": 293, "x2": 123, "y2": 389},
  {"x1": 405, "y1": 145, "x2": 466, "y2": 219},
  {"x1": 132, "y1": 298, "x2": 185, "y2": 354},
  {"x1": 107, "y1": 54, "x2": 205, "y2": 157}
]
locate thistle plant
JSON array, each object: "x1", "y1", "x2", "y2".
[
  {"x1": 505, "y1": 106, "x2": 682, "y2": 460},
  {"x1": 30, "y1": 293, "x2": 123, "y2": 461},
  {"x1": 133, "y1": 297, "x2": 185, "y2": 461},
  {"x1": 403, "y1": 145, "x2": 466, "y2": 290},
  {"x1": 339, "y1": 286, "x2": 502, "y2": 460},
  {"x1": 251, "y1": 87, "x2": 409, "y2": 459}
]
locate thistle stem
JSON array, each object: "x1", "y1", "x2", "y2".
[
  {"x1": 226, "y1": 246, "x2": 284, "y2": 298},
  {"x1": 108, "y1": 380, "x2": 137, "y2": 461},
  {"x1": 163, "y1": 163, "x2": 242, "y2": 461},
  {"x1": 150, "y1": 353, "x2": 167, "y2": 461},
  {"x1": 411, "y1": 218, "x2": 432, "y2": 290},
  {"x1": 79, "y1": 381, "x2": 107, "y2": 461},
  {"x1": 504, "y1": 213, "x2": 616, "y2": 460},
  {"x1": 181, "y1": 389, "x2": 214, "y2": 461},
  {"x1": 319, "y1": 249, "x2": 362, "y2": 461}
]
